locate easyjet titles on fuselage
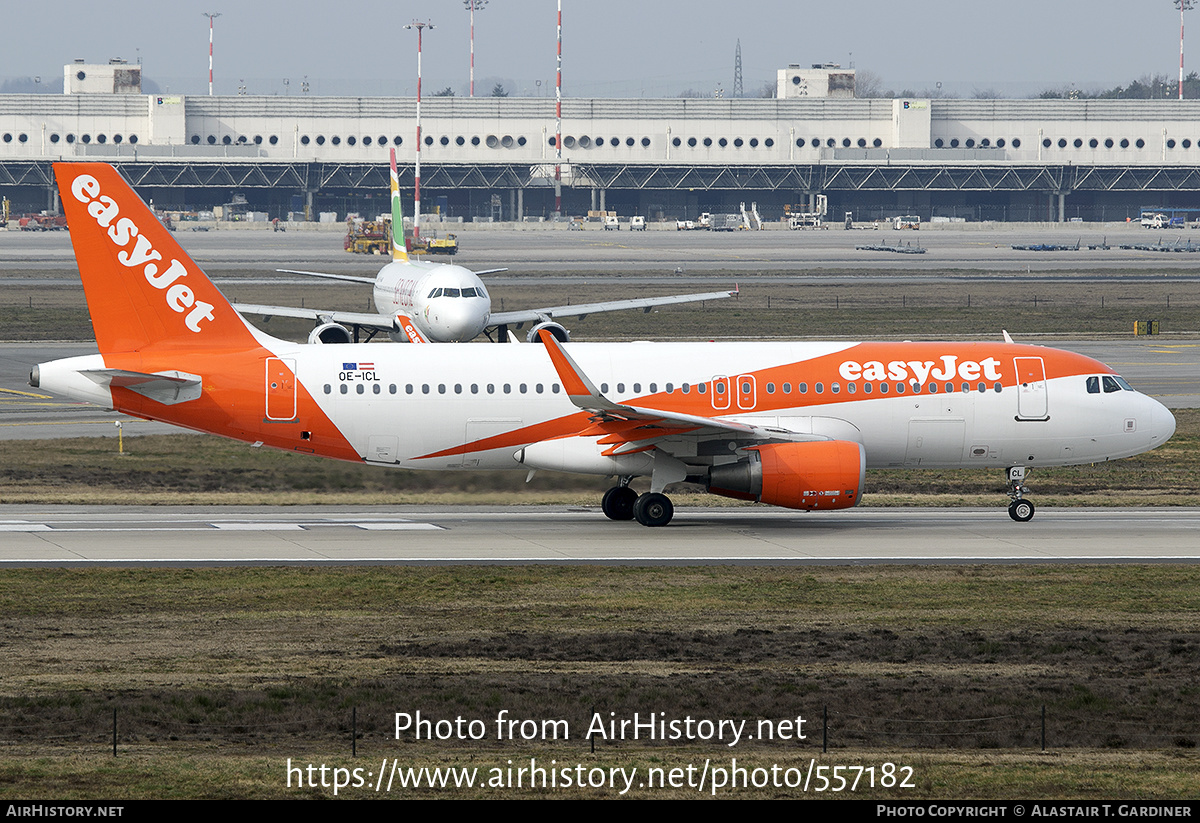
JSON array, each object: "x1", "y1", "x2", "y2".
[
  {"x1": 69, "y1": 173, "x2": 216, "y2": 334},
  {"x1": 838, "y1": 356, "x2": 1004, "y2": 385}
]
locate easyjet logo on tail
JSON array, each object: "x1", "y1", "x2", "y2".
[{"x1": 69, "y1": 174, "x2": 216, "y2": 333}]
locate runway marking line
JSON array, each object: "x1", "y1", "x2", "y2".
[{"x1": 0, "y1": 388, "x2": 52, "y2": 399}]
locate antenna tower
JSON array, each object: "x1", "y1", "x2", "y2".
[{"x1": 733, "y1": 39, "x2": 743, "y2": 98}]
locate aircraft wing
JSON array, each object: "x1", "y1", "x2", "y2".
[
  {"x1": 275, "y1": 268, "x2": 378, "y2": 285},
  {"x1": 233, "y1": 303, "x2": 397, "y2": 331},
  {"x1": 538, "y1": 329, "x2": 829, "y2": 446},
  {"x1": 488, "y1": 288, "x2": 738, "y2": 327}
]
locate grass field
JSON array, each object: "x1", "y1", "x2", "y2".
[
  {"x1": 3, "y1": 275, "x2": 1200, "y2": 341},
  {"x1": 1, "y1": 565, "x2": 1198, "y2": 798}
]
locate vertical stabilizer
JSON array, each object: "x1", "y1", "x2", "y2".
[
  {"x1": 390, "y1": 148, "x2": 409, "y2": 262},
  {"x1": 54, "y1": 163, "x2": 258, "y2": 354}
]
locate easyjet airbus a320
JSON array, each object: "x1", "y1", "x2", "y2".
[{"x1": 32, "y1": 163, "x2": 1175, "y2": 525}]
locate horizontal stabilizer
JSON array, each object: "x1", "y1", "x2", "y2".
[{"x1": 80, "y1": 369, "x2": 202, "y2": 405}]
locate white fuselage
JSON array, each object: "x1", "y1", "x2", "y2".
[{"x1": 42, "y1": 339, "x2": 1173, "y2": 479}]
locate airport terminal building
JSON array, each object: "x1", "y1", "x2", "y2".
[{"x1": 3, "y1": 65, "x2": 1200, "y2": 223}]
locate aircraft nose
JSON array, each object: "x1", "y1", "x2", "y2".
[{"x1": 1150, "y1": 398, "x2": 1177, "y2": 445}]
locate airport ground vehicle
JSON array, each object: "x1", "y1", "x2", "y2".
[{"x1": 35, "y1": 162, "x2": 1175, "y2": 526}]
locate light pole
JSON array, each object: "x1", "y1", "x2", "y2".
[
  {"x1": 1178, "y1": 0, "x2": 1195, "y2": 99},
  {"x1": 554, "y1": 0, "x2": 562, "y2": 218},
  {"x1": 203, "y1": 12, "x2": 221, "y2": 96},
  {"x1": 464, "y1": 0, "x2": 488, "y2": 98},
  {"x1": 405, "y1": 21, "x2": 434, "y2": 242}
]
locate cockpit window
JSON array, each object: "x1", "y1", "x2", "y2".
[
  {"x1": 460, "y1": 287, "x2": 477, "y2": 297},
  {"x1": 443, "y1": 288, "x2": 460, "y2": 298},
  {"x1": 1102, "y1": 376, "x2": 1122, "y2": 393},
  {"x1": 427, "y1": 288, "x2": 442, "y2": 298},
  {"x1": 1086, "y1": 376, "x2": 1100, "y2": 394},
  {"x1": 1114, "y1": 376, "x2": 1133, "y2": 391}
]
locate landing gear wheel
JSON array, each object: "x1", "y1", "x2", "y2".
[
  {"x1": 1008, "y1": 499, "x2": 1035, "y2": 522},
  {"x1": 633, "y1": 492, "x2": 674, "y2": 527},
  {"x1": 601, "y1": 486, "x2": 637, "y2": 521}
]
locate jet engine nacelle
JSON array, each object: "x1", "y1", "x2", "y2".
[
  {"x1": 308, "y1": 322, "x2": 353, "y2": 344},
  {"x1": 707, "y1": 440, "x2": 866, "y2": 511},
  {"x1": 527, "y1": 321, "x2": 570, "y2": 344}
]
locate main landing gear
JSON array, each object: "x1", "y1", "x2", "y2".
[
  {"x1": 601, "y1": 480, "x2": 674, "y2": 527},
  {"x1": 1005, "y1": 466, "x2": 1035, "y2": 522}
]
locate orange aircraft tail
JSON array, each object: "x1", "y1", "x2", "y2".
[{"x1": 54, "y1": 162, "x2": 258, "y2": 354}]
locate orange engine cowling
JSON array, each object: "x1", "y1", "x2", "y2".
[{"x1": 707, "y1": 440, "x2": 866, "y2": 511}]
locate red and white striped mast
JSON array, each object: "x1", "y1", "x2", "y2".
[
  {"x1": 406, "y1": 21, "x2": 434, "y2": 242},
  {"x1": 554, "y1": 0, "x2": 562, "y2": 218},
  {"x1": 464, "y1": 0, "x2": 487, "y2": 98},
  {"x1": 1178, "y1": 0, "x2": 1195, "y2": 99},
  {"x1": 203, "y1": 12, "x2": 221, "y2": 96}
]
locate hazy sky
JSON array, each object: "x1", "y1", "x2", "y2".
[{"x1": 1, "y1": 1, "x2": 1189, "y2": 98}]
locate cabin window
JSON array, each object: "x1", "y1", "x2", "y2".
[
  {"x1": 879, "y1": 383, "x2": 888, "y2": 394},
  {"x1": 373, "y1": 384, "x2": 381, "y2": 394},
  {"x1": 896, "y1": 383, "x2": 905, "y2": 394},
  {"x1": 766, "y1": 383, "x2": 775, "y2": 394},
  {"x1": 680, "y1": 383, "x2": 689, "y2": 394},
  {"x1": 863, "y1": 383, "x2": 872, "y2": 394},
  {"x1": 438, "y1": 384, "x2": 446, "y2": 394},
  {"x1": 471, "y1": 384, "x2": 479, "y2": 394},
  {"x1": 666, "y1": 383, "x2": 674, "y2": 393},
  {"x1": 356, "y1": 385, "x2": 364, "y2": 395},
  {"x1": 487, "y1": 384, "x2": 495, "y2": 394},
  {"x1": 340, "y1": 385, "x2": 348, "y2": 395},
  {"x1": 945, "y1": 383, "x2": 954, "y2": 393},
  {"x1": 503, "y1": 383, "x2": 511, "y2": 393},
  {"x1": 536, "y1": 383, "x2": 544, "y2": 394},
  {"x1": 323, "y1": 384, "x2": 331, "y2": 394},
  {"x1": 831, "y1": 383, "x2": 840, "y2": 394},
  {"x1": 815, "y1": 383, "x2": 824, "y2": 394},
  {"x1": 454, "y1": 384, "x2": 463, "y2": 394},
  {"x1": 961, "y1": 382, "x2": 970, "y2": 393},
  {"x1": 422, "y1": 384, "x2": 430, "y2": 394},
  {"x1": 618, "y1": 383, "x2": 626, "y2": 393},
  {"x1": 552, "y1": 384, "x2": 560, "y2": 394},
  {"x1": 601, "y1": 383, "x2": 609, "y2": 393},
  {"x1": 633, "y1": 383, "x2": 641, "y2": 393},
  {"x1": 650, "y1": 383, "x2": 657, "y2": 393},
  {"x1": 390, "y1": 384, "x2": 397, "y2": 394},
  {"x1": 847, "y1": 383, "x2": 856, "y2": 394},
  {"x1": 799, "y1": 383, "x2": 807, "y2": 394},
  {"x1": 994, "y1": 383, "x2": 1002, "y2": 392},
  {"x1": 928, "y1": 383, "x2": 937, "y2": 394},
  {"x1": 520, "y1": 383, "x2": 527, "y2": 393},
  {"x1": 697, "y1": 384, "x2": 706, "y2": 394}
]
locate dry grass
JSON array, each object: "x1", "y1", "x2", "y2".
[{"x1": 1, "y1": 565, "x2": 1200, "y2": 797}]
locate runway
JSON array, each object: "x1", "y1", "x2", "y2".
[{"x1": 1, "y1": 506, "x2": 1198, "y2": 566}]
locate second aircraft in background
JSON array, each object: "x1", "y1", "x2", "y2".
[{"x1": 235, "y1": 149, "x2": 737, "y2": 344}]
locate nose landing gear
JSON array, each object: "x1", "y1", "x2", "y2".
[{"x1": 1005, "y1": 466, "x2": 1035, "y2": 522}]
